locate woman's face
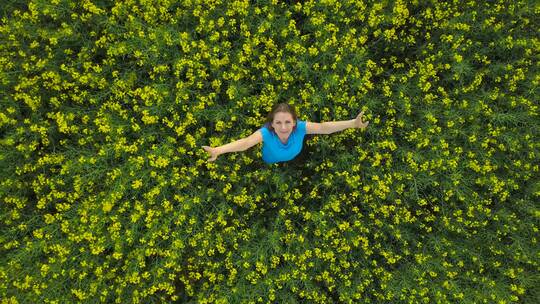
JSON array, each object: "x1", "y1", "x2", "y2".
[{"x1": 271, "y1": 112, "x2": 295, "y2": 138}]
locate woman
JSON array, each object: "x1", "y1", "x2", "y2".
[{"x1": 202, "y1": 103, "x2": 369, "y2": 163}]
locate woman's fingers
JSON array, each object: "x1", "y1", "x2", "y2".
[
  {"x1": 357, "y1": 111, "x2": 366, "y2": 123},
  {"x1": 355, "y1": 111, "x2": 369, "y2": 129},
  {"x1": 202, "y1": 146, "x2": 218, "y2": 162},
  {"x1": 360, "y1": 112, "x2": 369, "y2": 125},
  {"x1": 202, "y1": 146, "x2": 213, "y2": 154},
  {"x1": 202, "y1": 146, "x2": 212, "y2": 157},
  {"x1": 355, "y1": 111, "x2": 369, "y2": 128}
]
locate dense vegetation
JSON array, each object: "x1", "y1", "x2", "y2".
[{"x1": 1, "y1": 0, "x2": 538, "y2": 303}]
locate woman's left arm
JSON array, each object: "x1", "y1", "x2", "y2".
[{"x1": 320, "y1": 111, "x2": 369, "y2": 134}]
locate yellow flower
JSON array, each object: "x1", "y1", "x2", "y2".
[
  {"x1": 102, "y1": 201, "x2": 113, "y2": 212},
  {"x1": 71, "y1": 288, "x2": 87, "y2": 300},
  {"x1": 132, "y1": 179, "x2": 142, "y2": 189}
]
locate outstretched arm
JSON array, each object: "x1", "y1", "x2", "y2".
[
  {"x1": 323, "y1": 119, "x2": 356, "y2": 134},
  {"x1": 202, "y1": 130, "x2": 263, "y2": 162},
  {"x1": 307, "y1": 111, "x2": 369, "y2": 135}
]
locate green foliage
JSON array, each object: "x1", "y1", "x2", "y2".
[{"x1": 1, "y1": 0, "x2": 538, "y2": 303}]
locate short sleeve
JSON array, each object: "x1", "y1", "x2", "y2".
[
  {"x1": 259, "y1": 127, "x2": 269, "y2": 142},
  {"x1": 297, "y1": 120, "x2": 307, "y2": 135}
]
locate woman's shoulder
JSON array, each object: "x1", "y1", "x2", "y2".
[{"x1": 259, "y1": 125, "x2": 271, "y2": 137}]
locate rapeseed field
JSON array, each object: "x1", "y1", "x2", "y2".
[{"x1": 1, "y1": 0, "x2": 538, "y2": 303}]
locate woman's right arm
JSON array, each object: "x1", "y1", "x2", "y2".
[{"x1": 202, "y1": 130, "x2": 263, "y2": 162}]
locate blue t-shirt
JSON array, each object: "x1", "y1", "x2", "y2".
[{"x1": 259, "y1": 120, "x2": 307, "y2": 164}]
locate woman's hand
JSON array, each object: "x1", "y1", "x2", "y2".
[
  {"x1": 202, "y1": 146, "x2": 220, "y2": 162},
  {"x1": 354, "y1": 111, "x2": 369, "y2": 129}
]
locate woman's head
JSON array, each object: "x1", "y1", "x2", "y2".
[{"x1": 264, "y1": 103, "x2": 298, "y2": 136}]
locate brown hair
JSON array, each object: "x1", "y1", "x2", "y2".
[{"x1": 264, "y1": 103, "x2": 298, "y2": 134}]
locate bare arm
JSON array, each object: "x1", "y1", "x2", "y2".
[
  {"x1": 202, "y1": 130, "x2": 262, "y2": 162},
  {"x1": 218, "y1": 130, "x2": 262, "y2": 154},
  {"x1": 306, "y1": 111, "x2": 369, "y2": 135},
  {"x1": 216, "y1": 138, "x2": 248, "y2": 154},
  {"x1": 322, "y1": 119, "x2": 356, "y2": 134}
]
